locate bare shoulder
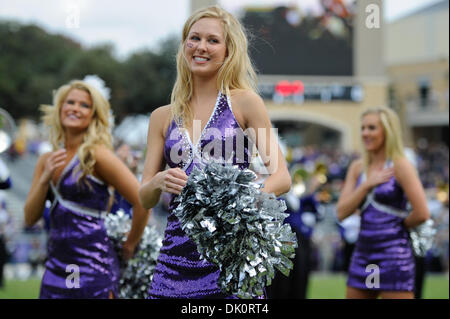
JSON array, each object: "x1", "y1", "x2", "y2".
[
  {"x1": 31, "y1": 152, "x2": 51, "y2": 176},
  {"x1": 393, "y1": 156, "x2": 417, "y2": 178},
  {"x1": 348, "y1": 159, "x2": 363, "y2": 178},
  {"x1": 149, "y1": 104, "x2": 172, "y2": 138},
  {"x1": 38, "y1": 152, "x2": 52, "y2": 161},
  {"x1": 230, "y1": 89, "x2": 266, "y2": 129},
  {"x1": 151, "y1": 104, "x2": 172, "y2": 118},
  {"x1": 93, "y1": 144, "x2": 115, "y2": 164},
  {"x1": 92, "y1": 144, "x2": 123, "y2": 182},
  {"x1": 36, "y1": 152, "x2": 51, "y2": 168},
  {"x1": 394, "y1": 156, "x2": 414, "y2": 168},
  {"x1": 230, "y1": 89, "x2": 264, "y2": 110}
]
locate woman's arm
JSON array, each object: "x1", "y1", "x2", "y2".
[
  {"x1": 394, "y1": 157, "x2": 430, "y2": 229},
  {"x1": 139, "y1": 106, "x2": 188, "y2": 209},
  {"x1": 336, "y1": 160, "x2": 368, "y2": 221},
  {"x1": 24, "y1": 150, "x2": 67, "y2": 227},
  {"x1": 236, "y1": 90, "x2": 291, "y2": 197},
  {"x1": 94, "y1": 145, "x2": 150, "y2": 260}
]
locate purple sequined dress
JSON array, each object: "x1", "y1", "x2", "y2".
[
  {"x1": 40, "y1": 154, "x2": 120, "y2": 298},
  {"x1": 347, "y1": 162, "x2": 415, "y2": 291},
  {"x1": 148, "y1": 92, "x2": 253, "y2": 298}
]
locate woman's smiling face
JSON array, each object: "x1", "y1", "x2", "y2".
[
  {"x1": 361, "y1": 113, "x2": 386, "y2": 152},
  {"x1": 185, "y1": 17, "x2": 227, "y2": 77},
  {"x1": 60, "y1": 88, "x2": 94, "y2": 132}
]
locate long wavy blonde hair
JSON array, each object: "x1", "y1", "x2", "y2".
[
  {"x1": 41, "y1": 80, "x2": 112, "y2": 183},
  {"x1": 170, "y1": 5, "x2": 258, "y2": 127},
  {"x1": 361, "y1": 106, "x2": 405, "y2": 172}
]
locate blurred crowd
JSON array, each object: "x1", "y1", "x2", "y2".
[
  {"x1": 0, "y1": 128, "x2": 448, "y2": 283},
  {"x1": 416, "y1": 139, "x2": 449, "y2": 190}
]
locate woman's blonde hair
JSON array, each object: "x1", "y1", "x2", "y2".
[
  {"x1": 41, "y1": 80, "x2": 112, "y2": 183},
  {"x1": 361, "y1": 106, "x2": 405, "y2": 171},
  {"x1": 170, "y1": 5, "x2": 258, "y2": 127}
]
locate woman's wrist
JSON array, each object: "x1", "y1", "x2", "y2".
[
  {"x1": 124, "y1": 237, "x2": 138, "y2": 249},
  {"x1": 361, "y1": 181, "x2": 372, "y2": 194},
  {"x1": 142, "y1": 173, "x2": 161, "y2": 195},
  {"x1": 152, "y1": 171, "x2": 163, "y2": 192},
  {"x1": 403, "y1": 216, "x2": 411, "y2": 229}
]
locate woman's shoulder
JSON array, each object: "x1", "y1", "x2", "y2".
[
  {"x1": 228, "y1": 89, "x2": 263, "y2": 130},
  {"x1": 150, "y1": 104, "x2": 173, "y2": 135},
  {"x1": 393, "y1": 156, "x2": 414, "y2": 169},
  {"x1": 38, "y1": 151, "x2": 52, "y2": 160},
  {"x1": 36, "y1": 152, "x2": 52, "y2": 167},
  {"x1": 151, "y1": 104, "x2": 172, "y2": 117},
  {"x1": 393, "y1": 156, "x2": 417, "y2": 180},
  {"x1": 229, "y1": 89, "x2": 265, "y2": 121},
  {"x1": 92, "y1": 144, "x2": 115, "y2": 163},
  {"x1": 230, "y1": 89, "x2": 263, "y2": 107},
  {"x1": 348, "y1": 159, "x2": 364, "y2": 178}
]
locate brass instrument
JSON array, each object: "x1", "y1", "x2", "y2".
[{"x1": 290, "y1": 161, "x2": 330, "y2": 199}]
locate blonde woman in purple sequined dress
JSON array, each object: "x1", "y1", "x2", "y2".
[
  {"x1": 24, "y1": 80, "x2": 150, "y2": 298},
  {"x1": 337, "y1": 107, "x2": 430, "y2": 299},
  {"x1": 139, "y1": 6, "x2": 291, "y2": 298}
]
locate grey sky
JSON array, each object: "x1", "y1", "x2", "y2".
[{"x1": 0, "y1": 0, "x2": 443, "y2": 59}]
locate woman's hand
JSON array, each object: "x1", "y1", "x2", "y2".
[
  {"x1": 39, "y1": 149, "x2": 67, "y2": 185},
  {"x1": 364, "y1": 168, "x2": 394, "y2": 190},
  {"x1": 156, "y1": 168, "x2": 188, "y2": 195}
]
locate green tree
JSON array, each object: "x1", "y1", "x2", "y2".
[
  {"x1": 120, "y1": 36, "x2": 178, "y2": 117},
  {"x1": 0, "y1": 20, "x2": 179, "y2": 121},
  {"x1": 59, "y1": 43, "x2": 126, "y2": 118},
  {"x1": 0, "y1": 21, "x2": 82, "y2": 119}
]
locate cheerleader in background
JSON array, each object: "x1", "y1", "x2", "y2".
[
  {"x1": 337, "y1": 106, "x2": 430, "y2": 299},
  {"x1": 24, "y1": 80, "x2": 150, "y2": 298}
]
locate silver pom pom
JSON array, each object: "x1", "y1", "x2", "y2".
[
  {"x1": 409, "y1": 219, "x2": 436, "y2": 257},
  {"x1": 105, "y1": 210, "x2": 162, "y2": 299},
  {"x1": 173, "y1": 161, "x2": 298, "y2": 299}
]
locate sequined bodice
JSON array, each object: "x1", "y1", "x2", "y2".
[
  {"x1": 358, "y1": 161, "x2": 408, "y2": 211},
  {"x1": 54, "y1": 154, "x2": 110, "y2": 212},
  {"x1": 371, "y1": 175, "x2": 407, "y2": 210},
  {"x1": 163, "y1": 92, "x2": 253, "y2": 175}
]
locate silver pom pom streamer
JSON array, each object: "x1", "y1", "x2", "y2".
[
  {"x1": 105, "y1": 210, "x2": 162, "y2": 299},
  {"x1": 409, "y1": 219, "x2": 436, "y2": 257},
  {"x1": 173, "y1": 161, "x2": 298, "y2": 299}
]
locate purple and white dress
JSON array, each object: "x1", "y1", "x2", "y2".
[
  {"x1": 347, "y1": 161, "x2": 415, "y2": 292},
  {"x1": 148, "y1": 92, "x2": 254, "y2": 298},
  {"x1": 40, "y1": 154, "x2": 120, "y2": 298}
]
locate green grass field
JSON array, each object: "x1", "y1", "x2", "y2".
[
  {"x1": 0, "y1": 273, "x2": 448, "y2": 299},
  {"x1": 306, "y1": 273, "x2": 449, "y2": 299}
]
